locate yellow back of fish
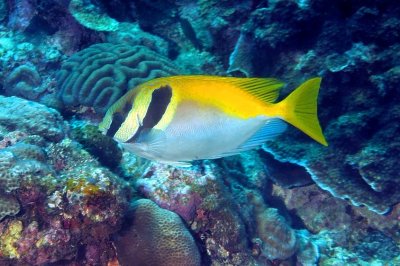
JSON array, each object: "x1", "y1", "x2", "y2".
[{"x1": 145, "y1": 75, "x2": 283, "y2": 119}]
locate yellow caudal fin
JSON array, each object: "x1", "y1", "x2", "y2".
[{"x1": 279, "y1": 78, "x2": 328, "y2": 146}]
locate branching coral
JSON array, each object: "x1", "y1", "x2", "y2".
[
  {"x1": 114, "y1": 199, "x2": 201, "y2": 266},
  {"x1": 57, "y1": 42, "x2": 181, "y2": 114}
]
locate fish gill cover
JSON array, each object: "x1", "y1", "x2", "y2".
[{"x1": 0, "y1": 0, "x2": 399, "y2": 265}]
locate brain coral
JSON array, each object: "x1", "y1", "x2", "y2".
[
  {"x1": 57, "y1": 43, "x2": 181, "y2": 114},
  {"x1": 4, "y1": 64, "x2": 43, "y2": 100},
  {"x1": 114, "y1": 199, "x2": 201, "y2": 266}
]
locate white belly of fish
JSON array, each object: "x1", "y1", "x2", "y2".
[{"x1": 132, "y1": 102, "x2": 269, "y2": 163}]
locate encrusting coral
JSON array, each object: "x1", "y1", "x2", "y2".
[
  {"x1": 57, "y1": 42, "x2": 181, "y2": 114},
  {"x1": 68, "y1": 0, "x2": 119, "y2": 32},
  {"x1": 70, "y1": 122, "x2": 122, "y2": 169},
  {"x1": 0, "y1": 96, "x2": 128, "y2": 265},
  {"x1": 0, "y1": 96, "x2": 65, "y2": 142},
  {"x1": 114, "y1": 198, "x2": 201, "y2": 266},
  {"x1": 0, "y1": 194, "x2": 19, "y2": 221},
  {"x1": 248, "y1": 191, "x2": 302, "y2": 261}
]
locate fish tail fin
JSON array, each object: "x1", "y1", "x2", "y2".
[{"x1": 278, "y1": 77, "x2": 328, "y2": 146}]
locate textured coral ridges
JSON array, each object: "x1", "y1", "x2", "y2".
[
  {"x1": 114, "y1": 199, "x2": 201, "y2": 266},
  {"x1": 57, "y1": 43, "x2": 180, "y2": 114},
  {"x1": 5, "y1": 64, "x2": 42, "y2": 100}
]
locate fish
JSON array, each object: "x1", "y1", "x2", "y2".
[{"x1": 99, "y1": 75, "x2": 328, "y2": 166}]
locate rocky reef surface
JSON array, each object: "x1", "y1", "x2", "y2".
[{"x1": 1, "y1": 0, "x2": 399, "y2": 265}]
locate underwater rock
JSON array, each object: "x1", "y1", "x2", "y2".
[
  {"x1": 295, "y1": 230, "x2": 319, "y2": 265},
  {"x1": 0, "y1": 138, "x2": 128, "y2": 264},
  {"x1": 0, "y1": 96, "x2": 128, "y2": 264},
  {"x1": 135, "y1": 161, "x2": 215, "y2": 222},
  {"x1": 0, "y1": 194, "x2": 19, "y2": 221},
  {"x1": 249, "y1": 192, "x2": 298, "y2": 261},
  {"x1": 7, "y1": 0, "x2": 36, "y2": 31},
  {"x1": 57, "y1": 42, "x2": 181, "y2": 114},
  {"x1": 354, "y1": 229, "x2": 400, "y2": 262},
  {"x1": 0, "y1": 96, "x2": 65, "y2": 142},
  {"x1": 70, "y1": 121, "x2": 122, "y2": 169},
  {"x1": 114, "y1": 198, "x2": 201, "y2": 266},
  {"x1": 68, "y1": 0, "x2": 119, "y2": 32},
  {"x1": 272, "y1": 184, "x2": 352, "y2": 233},
  {"x1": 131, "y1": 159, "x2": 257, "y2": 265},
  {"x1": 106, "y1": 22, "x2": 170, "y2": 56},
  {"x1": 0, "y1": 0, "x2": 7, "y2": 22}
]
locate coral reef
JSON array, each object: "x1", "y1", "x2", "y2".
[
  {"x1": 4, "y1": 64, "x2": 42, "y2": 100},
  {"x1": 134, "y1": 162, "x2": 215, "y2": 222},
  {"x1": 250, "y1": 193, "x2": 298, "y2": 260},
  {"x1": 0, "y1": 96, "x2": 65, "y2": 142},
  {"x1": 246, "y1": 0, "x2": 400, "y2": 215},
  {"x1": 57, "y1": 42, "x2": 181, "y2": 114},
  {"x1": 7, "y1": 0, "x2": 36, "y2": 31},
  {"x1": 68, "y1": 0, "x2": 119, "y2": 32},
  {"x1": 0, "y1": 96, "x2": 128, "y2": 265},
  {"x1": 0, "y1": 194, "x2": 19, "y2": 221},
  {"x1": 70, "y1": 121, "x2": 122, "y2": 169},
  {"x1": 130, "y1": 159, "x2": 257, "y2": 265},
  {"x1": 114, "y1": 198, "x2": 201, "y2": 266},
  {"x1": 0, "y1": 0, "x2": 399, "y2": 265}
]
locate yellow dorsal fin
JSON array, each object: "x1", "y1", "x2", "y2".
[
  {"x1": 166, "y1": 76, "x2": 285, "y2": 103},
  {"x1": 226, "y1": 77, "x2": 285, "y2": 103}
]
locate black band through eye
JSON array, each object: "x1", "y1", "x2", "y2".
[
  {"x1": 106, "y1": 102, "x2": 132, "y2": 137},
  {"x1": 127, "y1": 85, "x2": 172, "y2": 142}
]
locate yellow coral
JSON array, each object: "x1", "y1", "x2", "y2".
[
  {"x1": 66, "y1": 178, "x2": 101, "y2": 196},
  {"x1": 0, "y1": 220, "x2": 23, "y2": 259}
]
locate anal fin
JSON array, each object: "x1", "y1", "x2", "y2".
[{"x1": 208, "y1": 118, "x2": 287, "y2": 159}]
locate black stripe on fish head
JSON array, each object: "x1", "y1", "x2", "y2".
[
  {"x1": 127, "y1": 85, "x2": 172, "y2": 142},
  {"x1": 106, "y1": 102, "x2": 133, "y2": 137},
  {"x1": 143, "y1": 85, "x2": 172, "y2": 128}
]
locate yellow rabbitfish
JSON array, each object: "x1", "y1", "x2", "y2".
[{"x1": 99, "y1": 76, "x2": 328, "y2": 166}]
